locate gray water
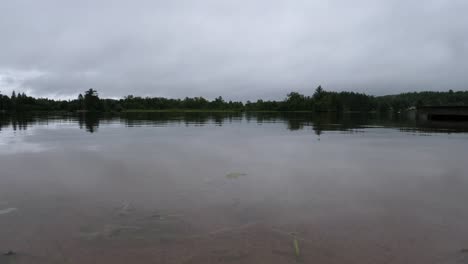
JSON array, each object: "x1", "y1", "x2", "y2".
[{"x1": 1, "y1": 113, "x2": 468, "y2": 264}]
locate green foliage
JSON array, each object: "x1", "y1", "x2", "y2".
[
  {"x1": 293, "y1": 236, "x2": 300, "y2": 259},
  {"x1": 226, "y1": 172, "x2": 247, "y2": 179},
  {"x1": 1, "y1": 87, "x2": 467, "y2": 113},
  {"x1": 84, "y1": 88, "x2": 101, "y2": 111}
]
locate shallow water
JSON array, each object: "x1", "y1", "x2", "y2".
[{"x1": 1, "y1": 112, "x2": 468, "y2": 263}]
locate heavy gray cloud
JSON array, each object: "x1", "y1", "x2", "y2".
[{"x1": 1, "y1": 0, "x2": 467, "y2": 100}]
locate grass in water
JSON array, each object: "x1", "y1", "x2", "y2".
[
  {"x1": 225, "y1": 172, "x2": 247, "y2": 179},
  {"x1": 293, "y1": 234, "x2": 300, "y2": 261}
]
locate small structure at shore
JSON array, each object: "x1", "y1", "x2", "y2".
[{"x1": 417, "y1": 106, "x2": 468, "y2": 121}]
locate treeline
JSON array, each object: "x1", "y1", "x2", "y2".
[
  {"x1": 1, "y1": 87, "x2": 468, "y2": 113},
  {"x1": 0, "y1": 89, "x2": 244, "y2": 112},
  {"x1": 246, "y1": 87, "x2": 376, "y2": 112}
]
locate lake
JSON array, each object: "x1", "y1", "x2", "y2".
[{"x1": 1, "y1": 112, "x2": 468, "y2": 264}]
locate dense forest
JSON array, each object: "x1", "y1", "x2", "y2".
[{"x1": 1, "y1": 87, "x2": 468, "y2": 113}]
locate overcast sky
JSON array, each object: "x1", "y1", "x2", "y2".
[{"x1": 1, "y1": 0, "x2": 467, "y2": 100}]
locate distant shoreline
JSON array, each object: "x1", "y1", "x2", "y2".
[
  {"x1": 0, "y1": 109, "x2": 381, "y2": 114},
  {"x1": 1, "y1": 87, "x2": 467, "y2": 113}
]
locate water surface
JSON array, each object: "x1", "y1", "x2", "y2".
[{"x1": 1, "y1": 113, "x2": 468, "y2": 263}]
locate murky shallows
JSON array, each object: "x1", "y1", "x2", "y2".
[{"x1": 1, "y1": 113, "x2": 468, "y2": 264}]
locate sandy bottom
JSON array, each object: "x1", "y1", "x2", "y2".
[{"x1": 1, "y1": 200, "x2": 468, "y2": 264}]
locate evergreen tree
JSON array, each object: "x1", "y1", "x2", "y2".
[
  {"x1": 78, "y1": 94, "x2": 84, "y2": 110},
  {"x1": 84, "y1": 89, "x2": 101, "y2": 111}
]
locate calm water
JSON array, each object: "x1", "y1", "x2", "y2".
[{"x1": 1, "y1": 112, "x2": 468, "y2": 264}]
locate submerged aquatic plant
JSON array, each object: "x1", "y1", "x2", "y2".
[
  {"x1": 293, "y1": 235, "x2": 300, "y2": 259},
  {"x1": 270, "y1": 228, "x2": 305, "y2": 261},
  {"x1": 78, "y1": 224, "x2": 141, "y2": 240},
  {"x1": 116, "y1": 201, "x2": 133, "y2": 216},
  {"x1": 0, "y1": 208, "x2": 18, "y2": 215},
  {"x1": 225, "y1": 172, "x2": 247, "y2": 179}
]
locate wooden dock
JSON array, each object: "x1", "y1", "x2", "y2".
[{"x1": 417, "y1": 106, "x2": 468, "y2": 121}]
